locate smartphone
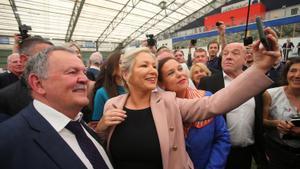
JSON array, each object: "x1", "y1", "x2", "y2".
[{"x1": 256, "y1": 17, "x2": 271, "y2": 51}]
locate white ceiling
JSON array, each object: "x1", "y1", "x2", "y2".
[{"x1": 0, "y1": 0, "x2": 213, "y2": 50}]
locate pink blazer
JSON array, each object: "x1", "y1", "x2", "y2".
[{"x1": 102, "y1": 67, "x2": 272, "y2": 169}]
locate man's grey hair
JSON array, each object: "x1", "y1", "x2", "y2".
[
  {"x1": 89, "y1": 51, "x2": 103, "y2": 65},
  {"x1": 19, "y1": 36, "x2": 53, "y2": 57},
  {"x1": 24, "y1": 46, "x2": 75, "y2": 89},
  {"x1": 7, "y1": 53, "x2": 20, "y2": 63}
]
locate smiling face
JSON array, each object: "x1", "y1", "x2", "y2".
[
  {"x1": 124, "y1": 52, "x2": 158, "y2": 93},
  {"x1": 38, "y1": 50, "x2": 89, "y2": 112},
  {"x1": 287, "y1": 63, "x2": 300, "y2": 89},
  {"x1": 191, "y1": 66, "x2": 208, "y2": 87},
  {"x1": 159, "y1": 59, "x2": 188, "y2": 94}
]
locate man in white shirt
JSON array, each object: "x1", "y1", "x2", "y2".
[
  {"x1": 86, "y1": 51, "x2": 103, "y2": 81},
  {"x1": 0, "y1": 46, "x2": 113, "y2": 169},
  {"x1": 199, "y1": 42, "x2": 268, "y2": 169}
]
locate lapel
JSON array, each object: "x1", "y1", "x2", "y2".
[
  {"x1": 80, "y1": 120, "x2": 105, "y2": 146},
  {"x1": 105, "y1": 93, "x2": 129, "y2": 153},
  {"x1": 22, "y1": 104, "x2": 86, "y2": 169},
  {"x1": 149, "y1": 92, "x2": 169, "y2": 169}
]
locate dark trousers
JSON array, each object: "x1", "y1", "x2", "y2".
[
  {"x1": 283, "y1": 49, "x2": 291, "y2": 61},
  {"x1": 225, "y1": 145, "x2": 253, "y2": 169},
  {"x1": 265, "y1": 137, "x2": 300, "y2": 169}
]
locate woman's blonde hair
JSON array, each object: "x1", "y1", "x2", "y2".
[
  {"x1": 190, "y1": 63, "x2": 212, "y2": 77},
  {"x1": 120, "y1": 47, "x2": 156, "y2": 88}
]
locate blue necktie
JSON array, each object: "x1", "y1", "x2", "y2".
[{"x1": 66, "y1": 121, "x2": 109, "y2": 169}]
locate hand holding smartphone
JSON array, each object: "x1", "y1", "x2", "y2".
[{"x1": 256, "y1": 17, "x2": 272, "y2": 51}]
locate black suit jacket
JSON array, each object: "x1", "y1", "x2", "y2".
[
  {"x1": 0, "y1": 103, "x2": 102, "y2": 169},
  {"x1": 0, "y1": 72, "x2": 19, "y2": 89},
  {"x1": 198, "y1": 72, "x2": 267, "y2": 165},
  {"x1": 0, "y1": 104, "x2": 86, "y2": 169},
  {"x1": 0, "y1": 78, "x2": 32, "y2": 122}
]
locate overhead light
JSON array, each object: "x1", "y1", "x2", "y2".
[{"x1": 159, "y1": 1, "x2": 167, "y2": 10}]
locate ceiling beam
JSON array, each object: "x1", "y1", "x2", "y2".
[
  {"x1": 65, "y1": 0, "x2": 85, "y2": 42},
  {"x1": 119, "y1": 0, "x2": 192, "y2": 49},
  {"x1": 96, "y1": 0, "x2": 141, "y2": 49},
  {"x1": 140, "y1": 0, "x2": 188, "y2": 17}
]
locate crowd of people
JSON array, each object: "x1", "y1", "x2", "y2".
[{"x1": 0, "y1": 22, "x2": 299, "y2": 169}]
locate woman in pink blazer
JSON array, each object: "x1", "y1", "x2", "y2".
[{"x1": 95, "y1": 28, "x2": 280, "y2": 169}]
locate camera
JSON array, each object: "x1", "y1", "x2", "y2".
[
  {"x1": 243, "y1": 36, "x2": 253, "y2": 46},
  {"x1": 216, "y1": 21, "x2": 223, "y2": 27},
  {"x1": 146, "y1": 34, "x2": 156, "y2": 47},
  {"x1": 18, "y1": 24, "x2": 32, "y2": 43},
  {"x1": 190, "y1": 39, "x2": 197, "y2": 46}
]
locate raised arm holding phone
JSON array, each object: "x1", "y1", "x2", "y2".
[{"x1": 95, "y1": 27, "x2": 280, "y2": 169}]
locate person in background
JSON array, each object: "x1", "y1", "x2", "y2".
[
  {"x1": 282, "y1": 38, "x2": 294, "y2": 62},
  {"x1": 86, "y1": 51, "x2": 103, "y2": 81},
  {"x1": 262, "y1": 57, "x2": 300, "y2": 169},
  {"x1": 297, "y1": 41, "x2": 300, "y2": 56},
  {"x1": 174, "y1": 49, "x2": 185, "y2": 64},
  {"x1": 157, "y1": 57, "x2": 230, "y2": 169},
  {"x1": 0, "y1": 46, "x2": 113, "y2": 169},
  {"x1": 267, "y1": 52, "x2": 285, "y2": 89},
  {"x1": 156, "y1": 46, "x2": 173, "y2": 60},
  {"x1": 0, "y1": 36, "x2": 53, "y2": 121},
  {"x1": 206, "y1": 21, "x2": 226, "y2": 71},
  {"x1": 141, "y1": 39, "x2": 157, "y2": 54},
  {"x1": 192, "y1": 48, "x2": 208, "y2": 65},
  {"x1": 245, "y1": 44, "x2": 254, "y2": 68},
  {"x1": 191, "y1": 48, "x2": 220, "y2": 75},
  {"x1": 190, "y1": 63, "x2": 212, "y2": 88},
  {"x1": 174, "y1": 49, "x2": 191, "y2": 78},
  {"x1": 92, "y1": 51, "x2": 126, "y2": 122},
  {"x1": 0, "y1": 53, "x2": 23, "y2": 89},
  {"x1": 199, "y1": 42, "x2": 270, "y2": 169},
  {"x1": 68, "y1": 42, "x2": 82, "y2": 60},
  {"x1": 95, "y1": 26, "x2": 279, "y2": 169}
]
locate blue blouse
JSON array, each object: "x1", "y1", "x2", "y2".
[
  {"x1": 92, "y1": 86, "x2": 126, "y2": 120},
  {"x1": 185, "y1": 91, "x2": 231, "y2": 169}
]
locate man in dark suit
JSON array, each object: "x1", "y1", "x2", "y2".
[
  {"x1": 0, "y1": 36, "x2": 53, "y2": 122},
  {"x1": 0, "y1": 53, "x2": 23, "y2": 89},
  {"x1": 190, "y1": 47, "x2": 221, "y2": 75},
  {"x1": 199, "y1": 42, "x2": 268, "y2": 169},
  {"x1": 0, "y1": 47, "x2": 113, "y2": 169},
  {"x1": 86, "y1": 51, "x2": 102, "y2": 81}
]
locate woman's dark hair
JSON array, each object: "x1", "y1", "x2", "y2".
[
  {"x1": 93, "y1": 51, "x2": 121, "y2": 99},
  {"x1": 157, "y1": 57, "x2": 177, "y2": 82},
  {"x1": 280, "y1": 57, "x2": 300, "y2": 85}
]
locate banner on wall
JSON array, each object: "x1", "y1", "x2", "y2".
[{"x1": 0, "y1": 36, "x2": 9, "y2": 44}]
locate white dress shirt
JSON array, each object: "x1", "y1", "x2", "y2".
[
  {"x1": 223, "y1": 72, "x2": 255, "y2": 147},
  {"x1": 33, "y1": 100, "x2": 113, "y2": 169}
]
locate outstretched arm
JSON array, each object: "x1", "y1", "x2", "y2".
[{"x1": 179, "y1": 27, "x2": 281, "y2": 122}]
